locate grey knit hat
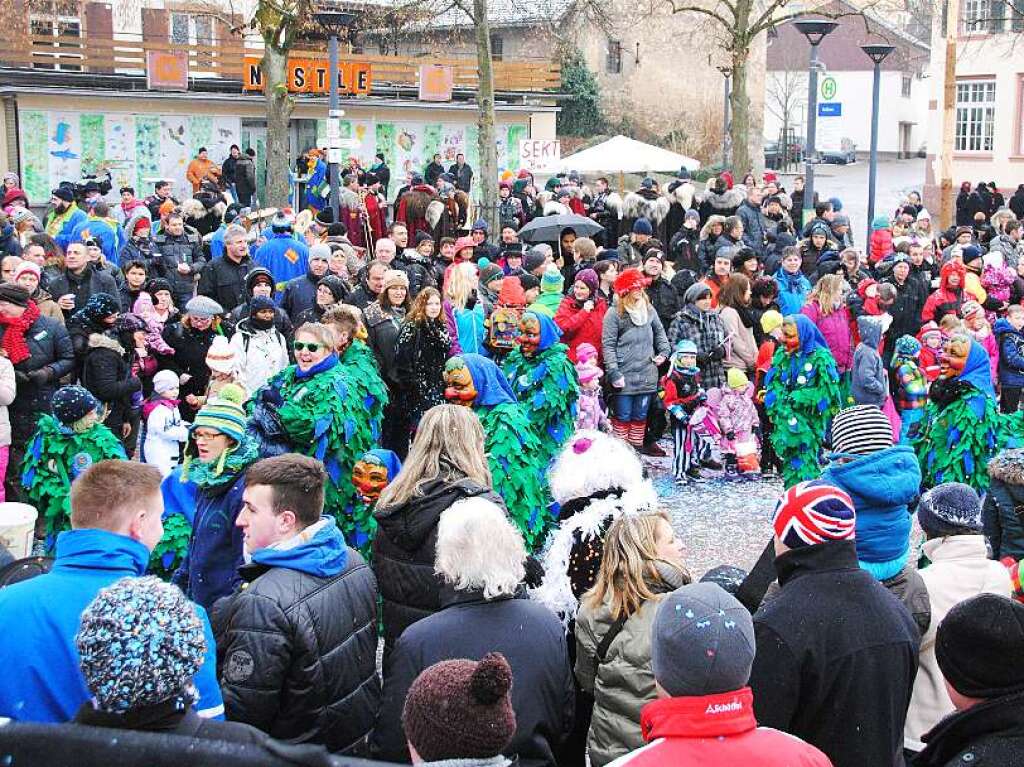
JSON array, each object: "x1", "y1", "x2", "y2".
[
  {"x1": 651, "y1": 582, "x2": 756, "y2": 697},
  {"x1": 829, "y1": 405, "x2": 893, "y2": 456},
  {"x1": 184, "y1": 295, "x2": 224, "y2": 319},
  {"x1": 918, "y1": 483, "x2": 983, "y2": 537},
  {"x1": 683, "y1": 282, "x2": 712, "y2": 305},
  {"x1": 76, "y1": 576, "x2": 207, "y2": 713}
]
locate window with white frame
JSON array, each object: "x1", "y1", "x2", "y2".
[
  {"x1": 901, "y1": 73, "x2": 912, "y2": 98},
  {"x1": 29, "y1": 9, "x2": 83, "y2": 71},
  {"x1": 955, "y1": 80, "x2": 996, "y2": 152},
  {"x1": 170, "y1": 12, "x2": 216, "y2": 46},
  {"x1": 962, "y1": 0, "x2": 990, "y2": 31}
]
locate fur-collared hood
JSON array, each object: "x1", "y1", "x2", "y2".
[
  {"x1": 700, "y1": 187, "x2": 744, "y2": 211},
  {"x1": 989, "y1": 448, "x2": 1024, "y2": 484},
  {"x1": 87, "y1": 332, "x2": 126, "y2": 355},
  {"x1": 624, "y1": 191, "x2": 670, "y2": 224},
  {"x1": 179, "y1": 198, "x2": 207, "y2": 222},
  {"x1": 667, "y1": 180, "x2": 696, "y2": 210},
  {"x1": 543, "y1": 200, "x2": 571, "y2": 216}
]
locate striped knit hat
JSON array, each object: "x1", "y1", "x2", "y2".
[
  {"x1": 829, "y1": 405, "x2": 893, "y2": 456},
  {"x1": 772, "y1": 480, "x2": 856, "y2": 549},
  {"x1": 190, "y1": 383, "x2": 247, "y2": 444}
]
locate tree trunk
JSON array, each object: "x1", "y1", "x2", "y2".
[
  {"x1": 263, "y1": 44, "x2": 292, "y2": 207},
  {"x1": 730, "y1": 50, "x2": 751, "y2": 177},
  {"x1": 472, "y1": 0, "x2": 499, "y2": 236}
]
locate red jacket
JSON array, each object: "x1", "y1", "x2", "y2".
[
  {"x1": 554, "y1": 295, "x2": 607, "y2": 363},
  {"x1": 609, "y1": 688, "x2": 832, "y2": 767},
  {"x1": 869, "y1": 228, "x2": 893, "y2": 264}
]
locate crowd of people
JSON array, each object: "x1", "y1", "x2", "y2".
[{"x1": 1, "y1": 158, "x2": 1024, "y2": 767}]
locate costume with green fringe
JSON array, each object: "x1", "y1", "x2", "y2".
[
  {"x1": 21, "y1": 415, "x2": 126, "y2": 548},
  {"x1": 252, "y1": 353, "x2": 385, "y2": 549},
  {"x1": 764, "y1": 316, "x2": 843, "y2": 488},
  {"x1": 149, "y1": 512, "x2": 192, "y2": 580},
  {"x1": 450, "y1": 354, "x2": 550, "y2": 548},
  {"x1": 913, "y1": 340, "x2": 1016, "y2": 491},
  {"x1": 502, "y1": 312, "x2": 580, "y2": 468}
]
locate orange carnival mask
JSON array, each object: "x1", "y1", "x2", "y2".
[
  {"x1": 444, "y1": 357, "x2": 477, "y2": 406},
  {"x1": 941, "y1": 334, "x2": 971, "y2": 378},
  {"x1": 781, "y1": 321, "x2": 800, "y2": 355},
  {"x1": 352, "y1": 454, "x2": 391, "y2": 505},
  {"x1": 517, "y1": 313, "x2": 542, "y2": 357}
]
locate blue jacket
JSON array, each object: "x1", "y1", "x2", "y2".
[
  {"x1": 821, "y1": 445, "x2": 921, "y2": 580},
  {"x1": 209, "y1": 223, "x2": 227, "y2": 260},
  {"x1": 161, "y1": 465, "x2": 199, "y2": 525},
  {"x1": 50, "y1": 206, "x2": 88, "y2": 252},
  {"x1": 995, "y1": 318, "x2": 1024, "y2": 387},
  {"x1": 851, "y1": 316, "x2": 887, "y2": 407},
  {"x1": 254, "y1": 233, "x2": 310, "y2": 293},
  {"x1": 0, "y1": 528, "x2": 223, "y2": 722},
  {"x1": 173, "y1": 471, "x2": 247, "y2": 611},
  {"x1": 774, "y1": 269, "x2": 811, "y2": 317},
  {"x1": 70, "y1": 216, "x2": 123, "y2": 266}
]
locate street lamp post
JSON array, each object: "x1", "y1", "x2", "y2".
[
  {"x1": 861, "y1": 43, "x2": 896, "y2": 248},
  {"x1": 314, "y1": 11, "x2": 355, "y2": 223},
  {"x1": 718, "y1": 66, "x2": 732, "y2": 171},
  {"x1": 793, "y1": 19, "x2": 838, "y2": 230}
]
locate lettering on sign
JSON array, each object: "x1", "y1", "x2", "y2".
[
  {"x1": 518, "y1": 139, "x2": 561, "y2": 173},
  {"x1": 242, "y1": 57, "x2": 372, "y2": 95}
]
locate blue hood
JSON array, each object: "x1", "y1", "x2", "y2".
[
  {"x1": 821, "y1": 445, "x2": 920, "y2": 576},
  {"x1": 958, "y1": 339, "x2": 995, "y2": 397},
  {"x1": 463, "y1": 352, "x2": 516, "y2": 407},
  {"x1": 364, "y1": 448, "x2": 402, "y2": 480},
  {"x1": 789, "y1": 313, "x2": 830, "y2": 359},
  {"x1": 994, "y1": 317, "x2": 1020, "y2": 338},
  {"x1": 250, "y1": 516, "x2": 348, "y2": 577},
  {"x1": 523, "y1": 310, "x2": 562, "y2": 352},
  {"x1": 53, "y1": 528, "x2": 150, "y2": 576},
  {"x1": 857, "y1": 315, "x2": 883, "y2": 350}
]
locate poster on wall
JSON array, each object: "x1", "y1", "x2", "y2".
[{"x1": 18, "y1": 110, "x2": 240, "y2": 202}]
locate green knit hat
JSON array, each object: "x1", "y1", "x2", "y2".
[
  {"x1": 540, "y1": 263, "x2": 563, "y2": 294},
  {"x1": 190, "y1": 384, "x2": 247, "y2": 444}
]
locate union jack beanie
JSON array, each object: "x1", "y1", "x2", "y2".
[{"x1": 772, "y1": 480, "x2": 856, "y2": 549}]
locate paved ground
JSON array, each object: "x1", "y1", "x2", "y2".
[{"x1": 775, "y1": 157, "x2": 926, "y2": 246}]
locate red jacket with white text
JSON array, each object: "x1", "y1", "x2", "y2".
[{"x1": 606, "y1": 687, "x2": 833, "y2": 767}]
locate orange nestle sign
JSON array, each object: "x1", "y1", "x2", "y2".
[
  {"x1": 147, "y1": 50, "x2": 189, "y2": 91},
  {"x1": 242, "y1": 57, "x2": 372, "y2": 94}
]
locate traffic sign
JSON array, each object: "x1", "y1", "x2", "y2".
[
  {"x1": 820, "y1": 76, "x2": 837, "y2": 100},
  {"x1": 818, "y1": 102, "x2": 842, "y2": 117}
]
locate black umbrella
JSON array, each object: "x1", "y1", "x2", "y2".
[{"x1": 518, "y1": 213, "x2": 604, "y2": 243}]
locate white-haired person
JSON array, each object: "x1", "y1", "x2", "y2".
[{"x1": 371, "y1": 496, "x2": 574, "y2": 765}]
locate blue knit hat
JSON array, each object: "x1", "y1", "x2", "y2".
[
  {"x1": 918, "y1": 483, "x2": 982, "y2": 537},
  {"x1": 190, "y1": 383, "x2": 247, "y2": 444},
  {"x1": 632, "y1": 217, "x2": 653, "y2": 236},
  {"x1": 540, "y1": 263, "x2": 563, "y2": 294},
  {"x1": 894, "y1": 335, "x2": 921, "y2": 358},
  {"x1": 76, "y1": 576, "x2": 206, "y2": 713},
  {"x1": 51, "y1": 385, "x2": 100, "y2": 426}
]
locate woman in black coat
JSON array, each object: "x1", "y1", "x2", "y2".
[
  {"x1": 80, "y1": 314, "x2": 145, "y2": 446},
  {"x1": 364, "y1": 269, "x2": 410, "y2": 458},
  {"x1": 371, "y1": 404, "x2": 504, "y2": 660},
  {"x1": 160, "y1": 299, "x2": 223, "y2": 422},
  {"x1": 394, "y1": 287, "x2": 452, "y2": 430},
  {"x1": 955, "y1": 182, "x2": 973, "y2": 227}
]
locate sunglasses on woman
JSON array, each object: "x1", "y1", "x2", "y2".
[{"x1": 293, "y1": 341, "x2": 323, "y2": 352}]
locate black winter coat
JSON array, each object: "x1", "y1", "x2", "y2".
[
  {"x1": 344, "y1": 283, "x2": 378, "y2": 312},
  {"x1": 80, "y1": 333, "x2": 140, "y2": 439},
  {"x1": 913, "y1": 690, "x2": 1024, "y2": 767},
  {"x1": 280, "y1": 273, "x2": 320, "y2": 321},
  {"x1": 160, "y1": 322, "x2": 218, "y2": 420},
  {"x1": 372, "y1": 478, "x2": 503, "y2": 654},
  {"x1": 371, "y1": 589, "x2": 575, "y2": 767},
  {"x1": 983, "y1": 450, "x2": 1024, "y2": 561},
  {"x1": 48, "y1": 265, "x2": 121, "y2": 319},
  {"x1": 394, "y1": 318, "x2": 450, "y2": 423},
  {"x1": 645, "y1": 276, "x2": 680, "y2": 331},
  {"x1": 884, "y1": 276, "x2": 926, "y2": 347},
  {"x1": 212, "y1": 549, "x2": 380, "y2": 755},
  {"x1": 393, "y1": 252, "x2": 436, "y2": 298},
  {"x1": 363, "y1": 302, "x2": 403, "y2": 387},
  {"x1": 197, "y1": 255, "x2": 255, "y2": 313},
  {"x1": 3, "y1": 314, "x2": 74, "y2": 445},
  {"x1": 152, "y1": 231, "x2": 205, "y2": 307},
  {"x1": 74, "y1": 699, "x2": 268, "y2": 747},
  {"x1": 749, "y1": 541, "x2": 920, "y2": 767}
]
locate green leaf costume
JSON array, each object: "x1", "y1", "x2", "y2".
[
  {"x1": 764, "y1": 321, "x2": 842, "y2": 488},
  {"x1": 148, "y1": 512, "x2": 192, "y2": 580},
  {"x1": 503, "y1": 339, "x2": 580, "y2": 468},
  {"x1": 21, "y1": 415, "x2": 126, "y2": 547},
  {"x1": 261, "y1": 350, "x2": 386, "y2": 549}
]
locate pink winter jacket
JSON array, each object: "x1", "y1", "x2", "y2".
[
  {"x1": 802, "y1": 301, "x2": 854, "y2": 372},
  {"x1": 712, "y1": 384, "x2": 758, "y2": 453}
]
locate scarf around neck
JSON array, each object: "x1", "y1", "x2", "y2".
[
  {"x1": 625, "y1": 300, "x2": 649, "y2": 327},
  {"x1": 0, "y1": 300, "x2": 40, "y2": 364}
]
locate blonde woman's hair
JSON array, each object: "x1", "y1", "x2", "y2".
[
  {"x1": 808, "y1": 274, "x2": 846, "y2": 317},
  {"x1": 294, "y1": 322, "x2": 338, "y2": 350},
  {"x1": 435, "y1": 496, "x2": 526, "y2": 599},
  {"x1": 616, "y1": 287, "x2": 651, "y2": 317},
  {"x1": 376, "y1": 404, "x2": 492, "y2": 508},
  {"x1": 445, "y1": 261, "x2": 478, "y2": 311},
  {"x1": 585, "y1": 511, "x2": 690, "y2": 620}
]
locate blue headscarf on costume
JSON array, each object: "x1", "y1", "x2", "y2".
[
  {"x1": 523, "y1": 310, "x2": 562, "y2": 352},
  {"x1": 956, "y1": 338, "x2": 996, "y2": 398},
  {"x1": 364, "y1": 448, "x2": 402, "y2": 481},
  {"x1": 462, "y1": 353, "x2": 516, "y2": 407},
  {"x1": 789, "y1": 314, "x2": 830, "y2": 359}
]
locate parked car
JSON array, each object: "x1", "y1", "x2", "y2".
[
  {"x1": 821, "y1": 138, "x2": 857, "y2": 165},
  {"x1": 764, "y1": 139, "x2": 804, "y2": 169}
]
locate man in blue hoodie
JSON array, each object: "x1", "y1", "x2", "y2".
[
  {"x1": 212, "y1": 453, "x2": 380, "y2": 754},
  {"x1": 254, "y1": 213, "x2": 309, "y2": 294},
  {"x1": 0, "y1": 459, "x2": 224, "y2": 722}
]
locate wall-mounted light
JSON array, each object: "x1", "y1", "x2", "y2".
[{"x1": 635, "y1": 41, "x2": 640, "y2": 65}]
